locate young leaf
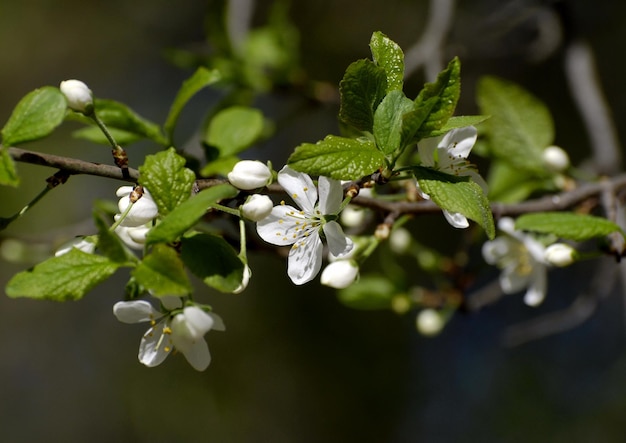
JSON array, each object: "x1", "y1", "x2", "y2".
[
  {"x1": 337, "y1": 275, "x2": 396, "y2": 310},
  {"x1": 146, "y1": 184, "x2": 238, "y2": 245},
  {"x1": 339, "y1": 59, "x2": 388, "y2": 132},
  {"x1": 131, "y1": 243, "x2": 192, "y2": 296},
  {"x1": 164, "y1": 67, "x2": 221, "y2": 140},
  {"x1": 204, "y1": 106, "x2": 265, "y2": 157},
  {"x1": 93, "y1": 211, "x2": 135, "y2": 264},
  {"x1": 413, "y1": 58, "x2": 461, "y2": 139},
  {"x1": 72, "y1": 99, "x2": 167, "y2": 146},
  {"x1": 1, "y1": 87, "x2": 66, "y2": 147},
  {"x1": 369, "y1": 31, "x2": 404, "y2": 92},
  {"x1": 373, "y1": 90, "x2": 417, "y2": 154},
  {"x1": 414, "y1": 166, "x2": 495, "y2": 239},
  {"x1": 477, "y1": 76, "x2": 554, "y2": 172},
  {"x1": 139, "y1": 148, "x2": 196, "y2": 215},
  {"x1": 515, "y1": 212, "x2": 624, "y2": 241},
  {"x1": 428, "y1": 115, "x2": 491, "y2": 137},
  {"x1": 181, "y1": 232, "x2": 244, "y2": 293},
  {"x1": 6, "y1": 249, "x2": 121, "y2": 301},
  {"x1": 0, "y1": 146, "x2": 19, "y2": 186},
  {"x1": 288, "y1": 135, "x2": 386, "y2": 180}
]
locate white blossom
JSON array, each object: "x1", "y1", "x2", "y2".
[
  {"x1": 116, "y1": 186, "x2": 158, "y2": 227},
  {"x1": 542, "y1": 145, "x2": 570, "y2": 172},
  {"x1": 114, "y1": 223, "x2": 151, "y2": 250},
  {"x1": 113, "y1": 300, "x2": 225, "y2": 371},
  {"x1": 232, "y1": 265, "x2": 252, "y2": 294},
  {"x1": 416, "y1": 309, "x2": 445, "y2": 336},
  {"x1": 321, "y1": 260, "x2": 359, "y2": 288},
  {"x1": 482, "y1": 217, "x2": 549, "y2": 306},
  {"x1": 54, "y1": 237, "x2": 96, "y2": 257},
  {"x1": 416, "y1": 126, "x2": 487, "y2": 228},
  {"x1": 59, "y1": 79, "x2": 93, "y2": 113},
  {"x1": 228, "y1": 160, "x2": 272, "y2": 190},
  {"x1": 389, "y1": 227, "x2": 412, "y2": 254},
  {"x1": 241, "y1": 194, "x2": 273, "y2": 221},
  {"x1": 544, "y1": 243, "x2": 576, "y2": 267},
  {"x1": 257, "y1": 166, "x2": 353, "y2": 285}
]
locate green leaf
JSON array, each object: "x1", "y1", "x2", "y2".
[
  {"x1": 204, "y1": 106, "x2": 265, "y2": 157},
  {"x1": 0, "y1": 146, "x2": 19, "y2": 186},
  {"x1": 515, "y1": 212, "x2": 624, "y2": 241},
  {"x1": 288, "y1": 135, "x2": 386, "y2": 180},
  {"x1": 6, "y1": 249, "x2": 120, "y2": 301},
  {"x1": 200, "y1": 155, "x2": 240, "y2": 177},
  {"x1": 181, "y1": 232, "x2": 244, "y2": 293},
  {"x1": 139, "y1": 148, "x2": 196, "y2": 215},
  {"x1": 72, "y1": 126, "x2": 143, "y2": 146},
  {"x1": 131, "y1": 243, "x2": 192, "y2": 296},
  {"x1": 164, "y1": 67, "x2": 221, "y2": 140},
  {"x1": 146, "y1": 184, "x2": 238, "y2": 244},
  {"x1": 369, "y1": 31, "x2": 404, "y2": 92},
  {"x1": 93, "y1": 211, "x2": 135, "y2": 264},
  {"x1": 477, "y1": 76, "x2": 554, "y2": 172},
  {"x1": 487, "y1": 160, "x2": 547, "y2": 203},
  {"x1": 428, "y1": 115, "x2": 491, "y2": 137},
  {"x1": 1, "y1": 87, "x2": 66, "y2": 147},
  {"x1": 414, "y1": 166, "x2": 495, "y2": 239},
  {"x1": 339, "y1": 59, "x2": 388, "y2": 132},
  {"x1": 77, "y1": 99, "x2": 167, "y2": 146},
  {"x1": 337, "y1": 275, "x2": 396, "y2": 310},
  {"x1": 414, "y1": 57, "x2": 461, "y2": 138},
  {"x1": 373, "y1": 90, "x2": 417, "y2": 154}
]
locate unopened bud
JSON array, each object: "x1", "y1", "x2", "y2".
[
  {"x1": 320, "y1": 260, "x2": 359, "y2": 289},
  {"x1": 389, "y1": 227, "x2": 412, "y2": 254},
  {"x1": 59, "y1": 79, "x2": 94, "y2": 114},
  {"x1": 228, "y1": 160, "x2": 272, "y2": 190},
  {"x1": 375, "y1": 223, "x2": 391, "y2": 240},
  {"x1": 544, "y1": 243, "x2": 576, "y2": 267},
  {"x1": 542, "y1": 145, "x2": 570, "y2": 172},
  {"x1": 416, "y1": 309, "x2": 445, "y2": 336},
  {"x1": 116, "y1": 186, "x2": 158, "y2": 227},
  {"x1": 241, "y1": 194, "x2": 273, "y2": 221},
  {"x1": 340, "y1": 206, "x2": 365, "y2": 227}
]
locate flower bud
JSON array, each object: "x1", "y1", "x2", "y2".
[
  {"x1": 59, "y1": 79, "x2": 94, "y2": 114},
  {"x1": 116, "y1": 186, "x2": 158, "y2": 227},
  {"x1": 55, "y1": 237, "x2": 96, "y2": 257},
  {"x1": 228, "y1": 160, "x2": 272, "y2": 190},
  {"x1": 320, "y1": 260, "x2": 359, "y2": 289},
  {"x1": 542, "y1": 145, "x2": 570, "y2": 172},
  {"x1": 233, "y1": 265, "x2": 252, "y2": 294},
  {"x1": 544, "y1": 243, "x2": 576, "y2": 267},
  {"x1": 340, "y1": 206, "x2": 365, "y2": 227},
  {"x1": 389, "y1": 227, "x2": 412, "y2": 254},
  {"x1": 374, "y1": 223, "x2": 390, "y2": 240},
  {"x1": 241, "y1": 194, "x2": 273, "y2": 221},
  {"x1": 416, "y1": 309, "x2": 445, "y2": 336}
]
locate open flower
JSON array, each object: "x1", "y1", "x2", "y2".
[
  {"x1": 481, "y1": 217, "x2": 548, "y2": 306},
  {"x1": 416, "y1": 126, "x2": 487, "y2": 228},
  {"x1": 256, "y1": 166, "x2": 353, "y2": 285},
  {"x1": 113, "y1": 300, "x2": 225, "y2": 371}
]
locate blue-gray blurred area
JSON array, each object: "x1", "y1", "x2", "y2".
[{"x1": 1, "y1": 0, "x2": 626, "y2": 442}]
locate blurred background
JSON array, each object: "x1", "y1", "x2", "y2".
[{"x1": 1, "y1": 0, "x2": 626, "y2": 441}]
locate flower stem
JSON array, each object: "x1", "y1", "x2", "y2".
[
  {"x1": 238, "y1": 218, "x2": 247, "y2": 262},
  {"x1": 110, "y1": 202, "x2": 134, "y2": 231},
  {"x1": 212, "y1": 202, "x2": 242, "y2": 217},
  {"x1": 0, "y1": 186, "x2": 52, "y2": 231}
]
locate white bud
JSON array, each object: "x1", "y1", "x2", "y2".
[
  {"x1": 116, "y1": 186, "x2": 158, "y2": 227},
  {"x1": 542, "y1": 145, "x2": 570, "y2": 172},
  {"x1": 241, "y1": 194, "x2": 273, "y2": 221},
  {"x1": 59, "y1": 79, "x2": 94, "y2": 113},
  {"x1": 389, "y1": 227, "x2": 412, "y2": 254},
  {"x1": 55, "y1": 237, "x2": 96, "y2": 257},
  {"x1": 228, "y1": 160, "x2": 272, "y2": 190},
  {"x1": 232, "y1": 265, "x2": 252, "y2": 294},
  {"x1": 416, "y1": 309, "x2": 445, "y2": 336},
  {"x1": 115, "y1": 224, "x2": 151, "y2": 250},
  {"x1": 320, "y1": 260, "x2": 359, "y2": 289},
  {"x1": 374, "y1": 223, "x2": 391, "y2": 240},
  {"x1": 544, "y1": 243, "x2": 576, "y2": 267},
  {"x1": 340, "y1": 206, "x2": 365, "y2": 227}
]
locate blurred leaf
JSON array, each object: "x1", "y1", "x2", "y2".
[
  {"x1": 146, "y1": 184, "x2": 238, "y2": 245},
  {"x1": 339, "y1": 59, "x2": 387, "y2": 132},
  {"x1": 204, "y1": 106, "x2": 265, "y2": 157},
  {"x1": 515, "y1": 212, "x2": 624, "y2": 241},
  {"x1": 487, "y1": 160, "x2": 546, "y2": 203},
  {"x1": 181, "y1": 232, "x2": 244, "y2": 293},
  {"x1": 288, "y1": 135, "x2": 385, "y2": 180},
  {"x1": 6, "y1": 249, "x2": 121, "y2": 301},
  {"x1": 200, "y1": 155, "x2": 240, "y2": 177},
  {"x1": 428, "y1": 115, "x2": 491, "y2": 137},
  {"x1": 373, "y1": 90, "x2": 417, "y2": 154},
  {"x1": 139, "y1": 148, "x2": 196, "y2": 215},
  {"x1": 164, "y1": 67, "x2": 221, "y2": 140},
  {"x1": 93, "y1": 211, "x2": 135, "y2": 264},
  {"x1": 72, "y1": 126, "x2": 143, "y2": 146},
  {"x1": 477, "y1": 76, "x2": 554, "y2": 172},
  {"x1": 414, "y1": 58, "x2": 461, "y2": 139},
  {"x1": 1, "y1": 87, "x2": 66, "y2": 147},
  {"x1": 337, "y1": 275, "x2": 396, "y2": 310},
  {"x1": 369, "y1": 31, "x2": 404, "y2": 92},
  {"x1": 132, "y1": 244, "x2": 192, "y2": 296},
  {"x1": 0, "y1": 146, "x2": 19, "y2": 186},
  {"x1": 414, "y1": 166, "x2": 495, "y2": 239}
]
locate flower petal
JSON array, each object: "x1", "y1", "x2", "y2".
[
  {"x1": 323, "y1": 221, "x2": 354, "y2": 258},
  {"x1": 499, "y1": 265, "x2": 530, "y2": 294},
  {"x1": 208, "y1": 312, "x2": 226, "y2": 331},
  {"x1": 523, "y1": 266, "x2": 547, "y2": 306},
  {"x1": 287, "y1": 232, "x2": 323, "y2": 285},
  {"x1": 440, "y1": 126, "x2": 477, "y2": 159},
  {"x1": 257, "y1": 205, "x2": 306, "y2": 246},
  {"x1": 181, "y1": 339, "x2": 211, "y2": 371},
  {"x1": 277, "y1": 166, "x2": 317, "y2": 214},
  {"x1": 481, "y1": 238, "x2": 510, "y2": 265},
  {"x1": 113, "y1": 300, "x2": 158, "y2": 324},
  {"x1": 442, "y1": 210, "x2": 469, "y2": 229},
  {"x1": 318, "y1": 176, "x2": 343, "y2": 214},
  {"x1": 138, "y1": 323, "x2": 172, "y2": 367}
]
